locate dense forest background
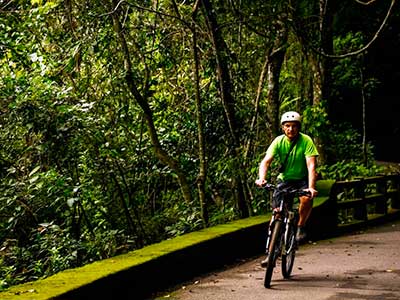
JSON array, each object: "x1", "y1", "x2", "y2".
[
  {"x1": 0, "y1": 0, "x2": 399, "y2": 290},
  {"x1": 331, "y1": 0, "x2": 400, "y2": 162}
]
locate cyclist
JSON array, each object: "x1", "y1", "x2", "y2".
[{"x1": 255, "y1": 111, "x2": 319, "y2": 248}]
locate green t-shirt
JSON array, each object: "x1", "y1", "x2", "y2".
[{"x1": 266, "y1": 133, "x2": 319, "y2": 181}]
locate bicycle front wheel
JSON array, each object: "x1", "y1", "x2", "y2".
[
  {"x1": 281, "y1": 222, "x2": 297, "y2": 278},
  {"x1": 264, "y1": 219, "x2": 283, "y2": 288}
]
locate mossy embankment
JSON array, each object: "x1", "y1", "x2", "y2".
[{"x1": 0, "y1": 180, "x2": 337, "y2": 300}]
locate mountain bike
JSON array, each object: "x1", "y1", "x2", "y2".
[{"x1": 260, "y1": 183, "x2": 310, "y2": 288}]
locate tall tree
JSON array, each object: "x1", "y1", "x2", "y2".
[
  {"x1": 200, "y1": 0, "x2": 250, "y2": 217},
  {"x1": 191, "y1": 1, "x2": 210, "y2": 225},
  {"x1": 107, "y1": 0, "x2": 194, "y2": 205},
  {"x1": 265, "y1": 8, "x2": 289, "y2": 139}
]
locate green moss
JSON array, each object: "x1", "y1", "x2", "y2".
[
  {"x1": 0, "y1": 214, "x2": 274, "y2": 300},
  {"x1": 315, "y1": 179, "x2": 336, "y2": 197},
  {"x1": 0, "y1": 182, "x2": 336, "y2": 300}
]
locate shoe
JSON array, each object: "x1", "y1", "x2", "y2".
[
  {"x1": 260, "y1": 256, "x2": 269, "y2": 267},
  {"x1": 296, "y1": 226, "x2": 307, "y2": 243}
]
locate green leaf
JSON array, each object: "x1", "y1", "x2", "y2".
[
  {"x1": 29, "y1": 166, "x2": 41, "y2": 177},
  {"x1": 29, "y1": 175, "x2": 39, "y2": 183},
  {"x1": 67, "y1": 198, "x2": 78, "y2": 207}
]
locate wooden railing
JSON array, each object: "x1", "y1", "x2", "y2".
[
  {"x1": 330, "y1": 174, "x2": 400, "y2": 227},
  {"x1": 1, "y1": 175, "x2": 399, "y2": 300}
]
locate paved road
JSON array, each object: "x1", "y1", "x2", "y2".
[{"x1": 153, "y1": 220, "x2": 400, "y2": 300}]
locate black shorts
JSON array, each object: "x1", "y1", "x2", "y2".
[{"x1": 271, "y1": 179, "x2": 308, "y2": 209}]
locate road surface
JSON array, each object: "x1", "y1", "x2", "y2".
[{"x1": 152, "y1": 219, "x2": 400, "y2": 300}]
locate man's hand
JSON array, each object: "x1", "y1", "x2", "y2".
[
  {"x1": 255, "y1": 178, "x2": 267, "y2": 187},
  {"x1": 306, "y1": 187, "x2": 318, "y2": 198}
]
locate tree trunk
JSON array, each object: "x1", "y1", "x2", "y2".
[
  {"x1": 265, "y1": 48, "x2": 286, "y2": 139},
  {"x1": 201, "y1": 0, "x2": 249, "y2": 218},
  {"x1": 310, "y1": 0, "x2": 335, "y2": 165},
  {"x1": 360, "y1": 64, "x2": 368, "y2": 165},
  {"x1": 192, "y1": 4, "x2": 209, "y2": 226},
  {"x1": 109, "y1": 0, "x2": 193, "y2": 204},
  {"x1": 265, "y1": 16, "x2": 288, "y2": 139},
  {"x1": 244, "y1": 50, "x2": 270, "y2": 162},
  {"x1": 319, "y1": 0, "x2": 334, "y2": 106}
]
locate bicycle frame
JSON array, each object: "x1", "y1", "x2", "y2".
[
  {"x1": 261, "y1": 184, "x2": 309, "y2": 288},
  {"x1": 265, "y1": 192, "x2": 297, "y2": 256}
]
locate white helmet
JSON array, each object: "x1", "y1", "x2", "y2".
[{"x1": 281, "y1": 111, "x2": 301, "y2": 124}]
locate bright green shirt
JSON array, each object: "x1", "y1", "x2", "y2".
[{"x1": 266, "y1": 133, "x2": 319, "y2": 181}]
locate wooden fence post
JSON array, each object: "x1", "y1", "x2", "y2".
[
  {"x1": 387, "y1": 174, "x2": 400, "y2": 209},
  {"x1": 376, "y1": 176, "x2": 387, "y2": 215},
  {"x1": 353, "y1": 179, "x2": 368, "y2": 221}
]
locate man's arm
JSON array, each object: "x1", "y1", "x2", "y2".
[
  {"x1": 305, "y1": 155, "x2": 318, "y2": 198},
  {"x1": 255, "y1": 153, "x2": 274, "y2": 186}
]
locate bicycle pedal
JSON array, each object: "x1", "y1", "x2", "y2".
[{"x1": 260, "y1": 256, "x2": 269, "y2": 267}]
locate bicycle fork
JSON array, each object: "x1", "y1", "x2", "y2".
[
  {"x1": 283, "y1": 211, "x2": 297, "y2": 254},
  {"x1": 265, "y1": 215, "x2": 277, "y2": 254},
  {"x1": 265, "y1": 211, "x2": 295, "y2": 256},
  {"x1": 265, "y1": 214, "x2": 283, "y2": 256}
]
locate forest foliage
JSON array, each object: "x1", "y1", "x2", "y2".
[{"x1": 0, "y1": 0, "x2": 398, "y2": 290}]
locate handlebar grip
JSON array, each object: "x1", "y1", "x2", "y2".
[
  {"x1": 298, "y1": 190, "x2": 311, "y2": 197},
  {"x1": 257, "y1": 183, "x2": 312, "y2": 197},
  {"x1": 262, "y1": 183, "x2": 276, "y2": 190}
]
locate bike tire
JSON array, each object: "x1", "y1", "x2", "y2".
[
  {"x1": 281, "y1": 222, "x2": 297, "y2": 278},
  {"x1": 264, "y1": 219, "x2": 282, "y2": 288}
]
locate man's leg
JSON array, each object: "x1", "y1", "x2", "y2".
[
  {"x1": 298, "y1": 196, "x2": 313, "y2": 226},
  {"x1": 296, "y1": 196, "x2": 313, "y2": 242}
]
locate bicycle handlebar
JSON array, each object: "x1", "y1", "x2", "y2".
[{"x1": 259, "y1": 183, "x2": 311, "y2": 197}]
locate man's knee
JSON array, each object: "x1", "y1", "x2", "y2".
[{"x1": 300, "y1": 196, "x2": 313, "y2": 207}]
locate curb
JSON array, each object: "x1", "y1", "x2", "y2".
[{"x1": 1, "y1": 179, "x2": 398, "y2": 300}]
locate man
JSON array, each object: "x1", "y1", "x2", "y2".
[{"x1": 255, "y1": 111, "x2": 319, "y2": 244}]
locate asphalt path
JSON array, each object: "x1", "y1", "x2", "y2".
[{"x1": 152, "y1": 219, "x2": 400, "y2": 300}]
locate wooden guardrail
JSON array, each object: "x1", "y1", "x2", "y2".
[
  {"x1": 330, "y1": 174, "x2": 400, "y2": 228},
  {"x1": 1, "y1": 175, "x2": 399, "y2": 300},
  {"x1": 306, "y1": 175, "x2": 400, "y2": 240}
]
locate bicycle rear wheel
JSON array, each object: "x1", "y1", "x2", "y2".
[
  {"x1": 281, "y1": 222, "x2": 297, "y2": 278},
  {"x1": 264, "y1": 219, "x2": 282, "y2": 288}
]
